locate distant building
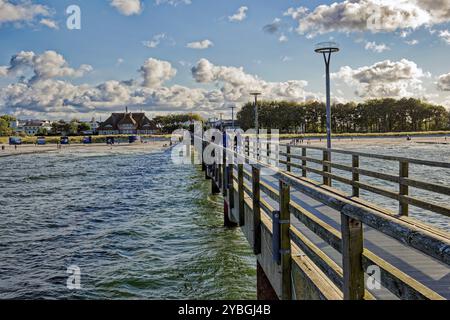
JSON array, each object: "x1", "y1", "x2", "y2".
[
  {"x1": 10, "y1": 120, "x2": 52, "y2": 135},
  {"x1": 98, "y1": 109, "x2": 157, "y2": 135}
]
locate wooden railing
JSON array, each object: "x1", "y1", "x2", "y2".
[
  {"x1": 243, "y1": 139, "x2": 450, "y2": 218},
  {"x1": 196, "y1": 137, "x2": 450, "y2": 300}
]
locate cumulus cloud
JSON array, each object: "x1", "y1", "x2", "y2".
[
  {"x1": 191, "y1": 58, "x2": 318, "y2": 102},
  {"x1": 110, "y1": 0, "x2": 142, "y2": 16},
  {"x1": 0, "y1": 51, "x2": 92, "y2": 83},
  {"x1": 263, "y1": 18, "x2": 281, "y2": 34},
  {"x1": 186, "y1": 39, "x2": 214, "y2": 49},
  {"x1": 364, "y1": 41, "x2": 390, "y2": 52},
  {"x1": 139, "y1": 58, "x2": 177, "y2": 87},
  {"x1": 286, "y1": 0, "x2": 450, "y2": 37},
  {"x1": 0, "y1": 0, "x2": 51, "y2": 27},
  {"x1": 0, "y1": 51, "x2": 320, "y2": 119},
  {"x1": 229, "y1": 6, "x2": 248, "y2": 22},
  {"x1": 332, "y1": 59, "x2": 428, "y2": 98},
  {"x1": 437, "y1": 73, "x2": 450, "y2": 90}
]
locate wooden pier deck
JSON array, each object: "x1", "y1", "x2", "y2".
[{"x1": 191, "y1": 137, "x2": 450, "y2": 300}]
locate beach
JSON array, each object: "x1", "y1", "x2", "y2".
[
  {"x1": 283, "y1": 135, "x2": 450, "y2": 147},
  {"x1": 0, "y1": 140, "x2": 171, "y2": 158}
]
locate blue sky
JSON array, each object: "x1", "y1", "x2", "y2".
[{"x1": 1, "y1": 0, "x2": 450, "y2": 120}]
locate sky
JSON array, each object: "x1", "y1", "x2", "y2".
[{"x1": 1, "y1": 0, "x2": 450, "y2": 121}]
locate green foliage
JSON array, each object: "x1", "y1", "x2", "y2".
[
  {"x1": 237, "y1": 98, "x2": 450, "y2": 133},
  {"x1": 153, "y1": 113, "x2": 204, "y2": 133}
]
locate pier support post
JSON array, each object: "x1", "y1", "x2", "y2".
[
  {"x1": 211, "y1": 165, "x2": 220, "y2": 194},
  {"x1": 238, "y1": 164, "x2": 245, "y2": 226},
  {"x1": 341, "y1": 214, "x2": 364, "y2": 300},
  {"x1": 228, "y1": 163, "x2": 234, "y2": 209},
  {"x1": 252, "y1": 167, "x2": 261, "y2": 255},
  {"x1": 257, "y1": 262, "x2": 278, "y2": 300},
  {"x1": 224, "y1": 199, "x2": 237, "y2": 228}
]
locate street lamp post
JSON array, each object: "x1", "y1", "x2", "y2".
[
  {"x1": 315, "y1": 42, "x2": 339, "y2": 149},
  {"x1": 250, "y1": 91, "x2": 262, "y2": 160}
]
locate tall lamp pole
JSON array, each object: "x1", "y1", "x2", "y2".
[
  {"x1": 250, "y1": 91, "x2": 262, "y2": 160},
  {"x1": 315, "y1": 42, "x2": 339, "y2": 149}
]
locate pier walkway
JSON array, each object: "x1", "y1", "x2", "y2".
[{"x1": 192, "y1": 137, "x2": 450, "y2": 300}]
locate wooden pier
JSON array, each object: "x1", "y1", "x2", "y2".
[{"x1": 192, "y1": 136, "x2": 450, "y2": 300}]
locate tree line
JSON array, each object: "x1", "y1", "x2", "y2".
[{"x1": 237, "y1": 98, "x2": 450, "y2": 133}]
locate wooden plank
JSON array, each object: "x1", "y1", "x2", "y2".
[
  {"x1": 252, "y1": 166, "x2": 262, "y2": 255},
  {"x1": 341, "y1": 214, "x2": 365, "y2": 300},
  {"x1": 286, "y1": 146, "x2": 291, "y2": 172}
]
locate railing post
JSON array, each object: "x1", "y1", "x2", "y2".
[
  {"x1": 323, "y1": 150, "x2": 331, "y2": 186},
  {"x1": 252, "y1": 166, "x2": 261, "y2": 255},
  {"x1": 341, "y1": 214, "x2": 364, "y2": 300},
  {"x1": 286, "y1": 145, "x2": 291, "y2": 172},
  {"x1": 302, "y1": 148, "x2": 307, "y2": 177},
  {"x1": 399, "y1": 161, "x2": 409, "y2": 216},
  {"x1": 238, "y1": 164, "x2": 245, "y2": 226},
  {"x1": 352, "y1": 155, "x2": 360, "y2": 197},
  {"x1": 279, "y1": 180, "x2": 292, "y2": 300}
]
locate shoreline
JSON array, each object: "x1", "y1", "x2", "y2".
[{"x1": 0, "y1": 140, "x2": 171, "y2": 158}]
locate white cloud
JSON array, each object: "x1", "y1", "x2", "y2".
[
  {"x1": 364, "y1": 41, "x2": 390, "y2": 52},
  {"x1": 191, "y1": 58, "x2": 318, "y2": 102},
  {"x1": 186, "y1": 39, "x2": 214, "y2": 49},
  {"x1": 142, "y1": 33, "x2": 166, "y2": 48},
  {"x1": 281, "y1": 56, "x2": 292, "y2": 62},
  {"x1": 437, "y1": 73, "x2": 450, "y2": 90},
  {"x1": 286, "y1": 0, "x2": 450, "y2": 37},
  {"x1": 229, "y1": 6, "x2": 248, "y2": 22},
  {"x1": 438, "y1": 29, "x2": 450, "y2": 44},
  {"x1": 332, "y1": 59, "x2": 428, "y2": 98},
  {"x1": 0, "y1": 0, "x2": 51, "y2": 27},
  {"x1": 139, "y1": 58, "x2": 177, "y2": 87},
  {"x1": 39, "y1": 18, "x2": 58, "y2": 29},
  {"x1": 0, "y1": 51, "x2": 322, "y2": 119},
  {"x1": 110, "y1": 0, "x2": 142, "y2": 16},
  {"x1": 0, "y1": 50, "x2": 92, "y2": 83}
]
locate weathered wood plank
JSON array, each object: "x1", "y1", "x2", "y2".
[{"x1": 252, "y1": 166, "x2": 262, "y2": 255}]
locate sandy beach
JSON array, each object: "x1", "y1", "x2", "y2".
[
  {"x1": 283, "y1": 135, "x2": 450, "y2": 148},
  {"x1": 0, "y1": 140, "x2": 171, "y2": 158}
]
